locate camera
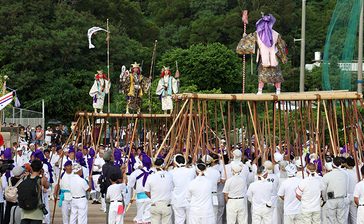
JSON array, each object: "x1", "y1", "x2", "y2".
[
  {"x1": 39, "y1": 203, "x2": 48, "y2": 215},
  {"x1": 327, "y1": 192, "x2": 334, "y2": 199},
  {"x1": 0, "y1": 159, "x2": 14, "y2": 174}
]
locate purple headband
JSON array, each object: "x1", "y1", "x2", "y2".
[
  {"x1": 141, "y1": 153, "x2": 151, "y2": 170},
  {"x1": 64, "y1": 160, "x2": 72, "y2": 167},
  {"x1": 89, "y1": 148, "x2": 95, "y2": 157}
]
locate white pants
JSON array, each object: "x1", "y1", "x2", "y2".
[
  {"x1": 326, "y1": 198, "x2": 347, "y2": 224},
  {"x1": 61, "y1": 200, "x2": 72, "y2": 224},
  {"x1": 301, "y1": 211, "x2": 320, "y2": 224},
  {"x1": 135, "y1": 200, "x2": 151, "y2": 223},
  {"x1": 284, "y1": 214, "x2": 300, "y2": 224},
  {"x1": 274, "y1": 198, "x2": 284, "y2": 224},
  {"x1": 252, "y1": 206, "x2": 273, "y2": 224},
  {"x1": 348, "y1": 200, "x2": 357, "y2": 224},
  {"x1": 358, "y1": 206, "x2": 364, "y2": 224},
  {"x1": 150, "y1": 201, "x2": 172, "y2": 224},
  {"x1": 172, "y1": 206, "x2": 189, "y2": 224},
  {"x1": 189, "y1": 209, "x2": 216, "y2": 224},
  {"x1": 70, "y1": 198, "x2": 88, "y2": 224},
  {"x1": 226, "y1": 198, "x2": 248, "y2": 224},
  {"x1": 108, "y1": 201, "x2": 124, "y2": 224},
  {"x1": 42, "y1": 191, "x2": 50, "y2": 224}
]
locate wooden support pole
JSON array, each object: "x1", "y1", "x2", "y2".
[{"x1": 323, "y1": 100, "x2": 337, "y2": 157}]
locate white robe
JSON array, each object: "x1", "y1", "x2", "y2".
[
  {"x1": 89, "y1": 78, "x2": 110, "y2": 110},
  {"x1": 156, "y1": 75, "x2": 178, "y2": 111}
]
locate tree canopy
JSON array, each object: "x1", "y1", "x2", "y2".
[{"x1": 0, "y1": 0, "x2": 342, "y2": 122}]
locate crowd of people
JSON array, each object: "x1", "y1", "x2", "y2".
[{"x1": 0, "y1": 123, "x2": 364, "y2": 224}]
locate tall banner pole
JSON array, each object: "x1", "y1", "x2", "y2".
[
  {"x1": 107, "y1": 19, "x2": 110, "y2": 113},
  {"x1": 149, "y1": 40, "x2": 158, "y2": 114},
  {"x1": 242, "y1": 10, "x2": 248, "y2": 94}
]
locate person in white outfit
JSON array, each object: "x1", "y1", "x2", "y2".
[
  {"x1": 187, "y1": 163, "x2": 216, "y2": 224},
  {"x1": 246, "y1": 165, "x2": 274, "y2": 224},
  {"x1": 346, "y1": 157, "x2": 358, "y2": 224},
  {"x1": 295, "y1": 163, "x2": 326, "y2": 224},
  {"x1": 92, "y1": 150, "x2": 105, "y2": 204},
  {"x1": 55, "y1": 161, "x2": 73, "y2": 224},
  {"x1": 128, "y1": 153, "x2": 153, "y2": 224},
  {"x1": 277, "y1": 163, "x2": 301, "y2": 224},
  {"x1": 322, "y1": 157, "x2": 348, "y2": 224},
  {"x1": 169, "y1": 154, "x2": 196, "y2": 224},
  {"x1": 145, "y1": 158, "x2": 174, "y2": 224},
  {"x1": 223, "y1": 162, "x2": 248, "y2": 224},
  {"x1": 202, "y1": 155, "x2": 221, "y2": 217},
  {"x1": 106, "y1": 174, "x2": 127, "y2": 224},
  {"x1": 69, "y1": 163, "x2": 91, "y2": 224},
  {"x1": 354, "y1": 166, "x2": 364, "y2": 224},
  {"x1": 14, "y1": 148, "x2": 26, "y2": 167}
]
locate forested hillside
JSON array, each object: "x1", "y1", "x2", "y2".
[{"x1": 0, "y1": 0, "x2": 338, "y2": 121}]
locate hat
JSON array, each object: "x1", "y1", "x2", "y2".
[
  {"x1": 263, "y1": 160, "x2": 273, "y2": 171},
  {"x1": 295, "y1": 158, "x2": 306, "y2": 168},
  {"x1": 75, "y1": 151, "x2": 83, "y2": 161},
  {"x1": 154, "y1": 158, "x2": 164, "y2": 167},
  {"x1": 325, "y1": 162, "x2": 333, "y2": 171},
  {"x1": 231, "y1": 162, "x2": 243, "y2": 173},
  {"x1": 274, "y1": 152, "x2": 283, "y2": 162},
  {"x1": 131, "y1": 62, "x2": 140, "y2": 68},
  {"x1": 103, "y1": 150, "x2": 112, "y2": 161},
  {"x1": 232, "y1": 149, "x2": 242, "y2": 160},
  {"x1": 34, "y1": 150, "x2": 45, "y2": 161},
  {"x1": 201, "y1": 155, "x2": 213, "y2": 165},
  {"x1": 89, "y1": 148, "x2": 95, "y2": 158},
  {"x1": 141, "y1": 153, "x2": 152, "y2": 170},
  {"x1": 64, "y1": 160, "x2": 72, "y2": 167},
  {"x1": 173, "y1": 154, "x2": 186, "y2": 167},
  {"x1": 196, "y1": 163, "x2": 206, "y2": 175},
  {"x1": 77, "y1": 143, "x2": 82, "y2": 147},
  {"x1": 309, "y1": 153, "x2": 318, "y2": 163},
  {"x1": 3, "y1": 148, "x2": 12, "y2": 160},
  {"x1": 285, "y1": 164, "x2": 297, "y2": 177},
  {"x1": 12, "y1": 166, "x2": 24, "y2": 177},
  {"x1": 257, "y1": 166, "x2": 268, "y2": 177},
  {"x1": 72, "y1": 163, "x2": 82, "y2": 173},
  {"x1": 16, "y1": 147, "x2": 23, "y2": 152}
]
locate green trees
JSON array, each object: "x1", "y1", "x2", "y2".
[{"x1": 0, "y1": 0, "x2": 338, "y2": 122}]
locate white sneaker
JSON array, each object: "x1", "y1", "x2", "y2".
[
  {"x1": 276, "y1": 89, "x2": 281, "y2": 95},
  {"x1": 257, "y1": 91, "x2": 262, "y2": 95}
]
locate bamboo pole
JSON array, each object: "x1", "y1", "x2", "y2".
[
  {"x1": 247, "y1": 101, "x2": 261, "y2": 152},
  {"x1": 323, "y1": 100, "x2": 337, "y2": 157},
  {"x1": 220, "y1": 101, "x2": 230, "y2": 158},
  {"x1": 155, "y1": 99, "x2": 190, "y2": 160}
]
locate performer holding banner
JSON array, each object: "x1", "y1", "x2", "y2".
[
  {"x1": 89, "y1": 70, "x2": 110, "y2": 114},
  {"x1": 236, "y1": 14, "x2": 288, "y2": 95},
  {"x1": 156, "y1": 66, "x2": 179, "y2": 114}
]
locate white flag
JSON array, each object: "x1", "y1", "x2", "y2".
[
  {"x1": 0, "y1": 92, "x2": 13, "y2": 111},
  {"x1": 87, "y1": 27, "x2": 108, "y2": 49}
]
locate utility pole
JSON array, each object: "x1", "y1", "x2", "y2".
[
  {"x1": 299, "y1": 0, "x2": 306, "y2": 92},
  {"x1": 358, "y1": 1, "x2": 363, "y2": 93}
]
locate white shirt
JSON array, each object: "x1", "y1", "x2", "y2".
[
  {"x1": 354, "y1": 180, "x2": 364, "y2": 205},
  {"x1": 223, "y1": 174, "x2": 247, "y2": 198},
  {"x1": 69, "y1": 174, "x2": 89, "y2": 198},
  {"x1": 169, "y1": 166, "x2": 195, "y2": 207},
  {"x1": 247, "y1": 179, "x2": 274, "y2": 210},
  {"x1": 323, "y1": 168, "x2": 347, "y2": 198},
  {"x1": 128, "y1": 168, "x2": 151, "y2": 193},
  {"x1": 106, "y1": 183, "x2": 127, "y2": 202},
  {"x1": 204, "y1": 166, "x2": 221, "y2": 192},
  {"x1": 93, "y1": 155, "x2": 105, "y2": 173},
  {"x1": 60, "y1": 172, "x2": 73, "y2": 201},
  {"x1": 296, "y1": 174, "x2": 325, "y2": 213},
  {"x1": 346, "y1": 168, "x2": 357, "y2": 196},
  {"x1": 45, "y1": 130, "x2": 52, "y2": 143},
  {"x1": 186, "y1": 175, "x2": 214, "y2": 215},
  {"x1": 144, "y1": 170, "x2": 173, "y2": 204},
  {"x1": 277, "y1": 176, "x2": 302, "y2": 215}
]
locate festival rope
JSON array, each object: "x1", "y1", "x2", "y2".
[{"x1": 242, "y1": 10, "x2": 248, "y2": 94}]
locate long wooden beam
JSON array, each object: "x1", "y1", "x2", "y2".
[
  {"x1": 174, "y1": 91, "x2": 362, "y2": 101},
  {"x1": 77, "y1": 112, "x2": 172, "y2": 119}
]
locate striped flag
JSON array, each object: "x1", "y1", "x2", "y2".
[{"x1": 0, "y1": 92, "x2": 14, "y2": 111}]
